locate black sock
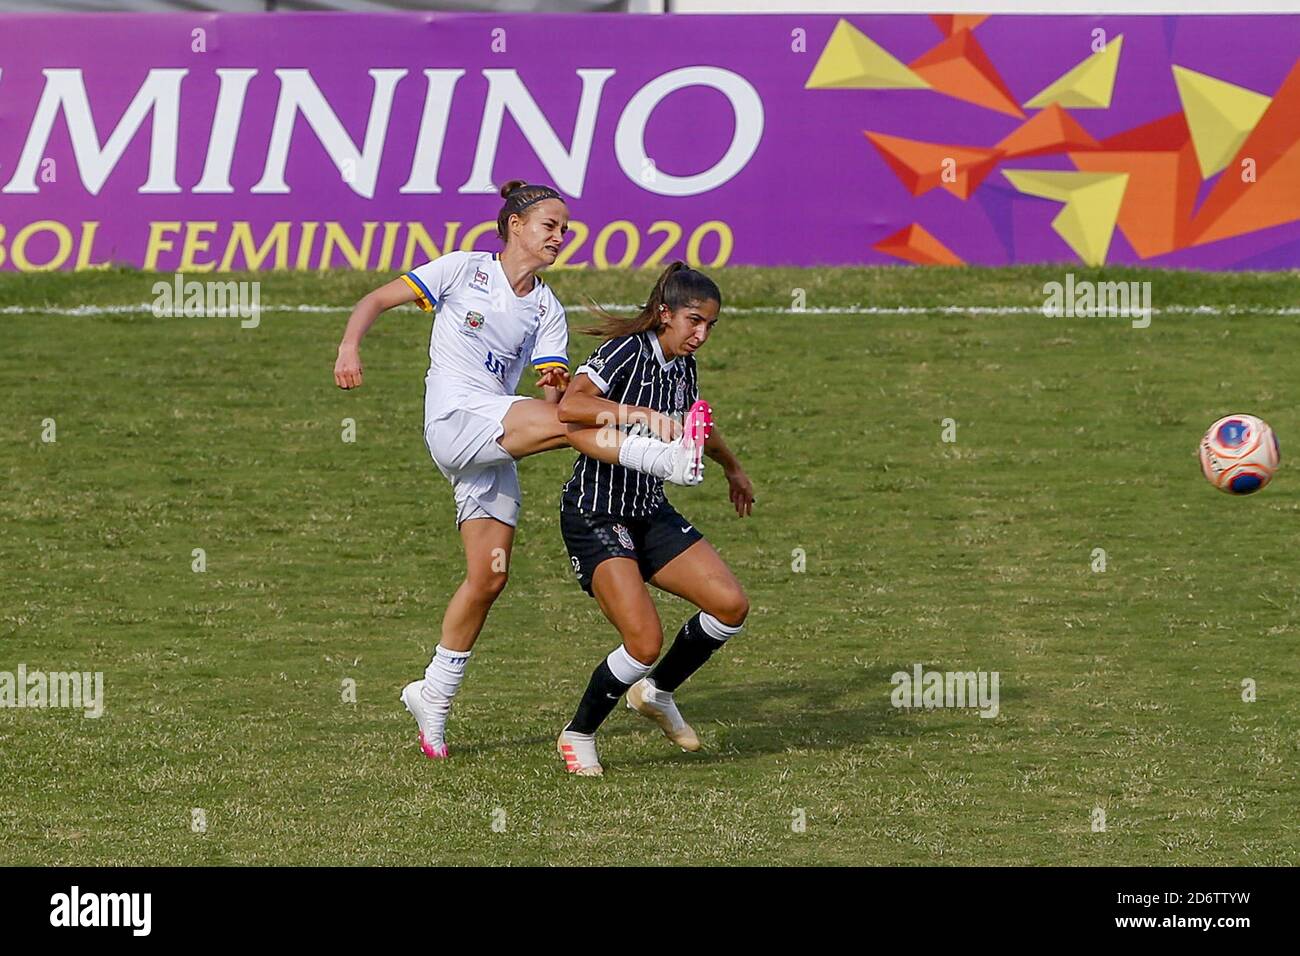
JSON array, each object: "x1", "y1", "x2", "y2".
[
  {"x1": 566, "y1": 660, "x2": 633, "y2": 735},
  {"x1": 647, "y1": 612, "x2": 719, "y2": 693}
]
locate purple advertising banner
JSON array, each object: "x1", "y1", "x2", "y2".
[{"x1": 1, "y1": 12, "x2": 1299, "y2": 272}]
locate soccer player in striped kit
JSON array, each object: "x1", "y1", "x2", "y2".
[
  {"x1": 333, "y1": 183, "x2": 708, "y2": 760},
  {"x1": 554, "y1": 262, "x2": 755, "y2": 775}
]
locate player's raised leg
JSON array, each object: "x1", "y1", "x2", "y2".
[
  {"x1": 495, "y1": 397, "x2": 707, "y2": 487},
  {"x1": 402, "y1": 515, "x2": 515, "y2": 759},
  {"x1": 626, "y1": 539, "x2": 749, "y2": 750},
  {"x1": 557, "y1": 558, "x2": 664, "y2": 775}
]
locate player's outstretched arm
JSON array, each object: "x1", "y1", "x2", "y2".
[
  {"x1": 705, "y1": 428, "x2": 755, "y2": 517},
  {"x1": 333, "y1": 278, "x2": 420, "y2": 390}
]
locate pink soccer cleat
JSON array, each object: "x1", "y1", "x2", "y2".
[
  {"x1": 665, "y1": 400, "x2": 714, "y2": 487},
  {"x1": 417, "y1": 731, "x2": 449, "y2": 760}
]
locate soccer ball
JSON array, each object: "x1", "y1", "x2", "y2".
[{"x1": 1199, "y1": 414, "x2": 1280, "y2": 495}]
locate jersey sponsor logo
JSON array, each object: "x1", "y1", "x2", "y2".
[
  {"x1": 587, "y1": 355, "x2": 606, "y2": 372},
  {"x1": 463, "y1": 310, "x2": 485, "y2": 332},
  {"x1": 470, "y1": 268, "x2": 491, "y2": 293},
  {"x1": 613, "y1": 524, "x2": 635, "y2": 552}
]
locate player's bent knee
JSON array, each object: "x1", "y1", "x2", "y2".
[
  {"x1": 623, "y1": 632, "x2": 662, "y2": 665},
  {"x1": 467, "y1": 571, "x2": 509, "y2": 603},
  {"x1": 713, "y1": 589, "x2": 749, "y2": 628}
]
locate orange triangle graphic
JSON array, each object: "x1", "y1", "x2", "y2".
[
  {"x1": 874, "y1": 223, "x2": 965, "y2": 265},
  {"x1": 866, "y1": 131, "x2": 1003, "y2": 200},
  {"x1": 910, "y1": 29, "x2": 1024, "y2": 118},
  {"x1": 996, "y1": 104, "x2": 1099, "y2": 158},
  {"x1": 930, "y1": 14, "x2": 991, "y2": 37}
]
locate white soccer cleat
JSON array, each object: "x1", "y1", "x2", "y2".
[
  {"x1": 556, "y1": 729, "x2": 604, "y2": 776},
  {"x1": 664, "y1": 400, "x2": 714, "y2": 487},
  {"x1": 400, "y1": 680, "x2": 451, "y2": 759},
  {"x1": 627, "y1": 678, "x2": 701, "y2": 752}
]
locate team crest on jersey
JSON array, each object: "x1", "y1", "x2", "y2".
[
  {"x1": 538, "y1": 302, "x2": 548, "y2": 319},
  {"x1": 613, "y1": 524, "x2": 635, "y2": 552},
  {"x1": 464, "y1": 311, "x2": 485, "y2": 332},
  {"x1": 470, "y1": 268, "x2": 491, "y2": 293},
  {"x1": 675, "y1": 379, "x2": 686, "y2": 411}
]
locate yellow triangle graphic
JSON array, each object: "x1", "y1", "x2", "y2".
[
  {"x1": 805, "y1": 19, "x2": 930, "y2": 90},
  {"x1": 1024, "y1": 35, "x2": 1124, "y2": 109},
  {"x1": 1172, "y1": 66, "x2": 1271, "y2": 178},
  {"x1": 1003, "y1": 170, "x2": 1129, "y2": 266}
]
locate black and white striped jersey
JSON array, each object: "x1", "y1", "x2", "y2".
[{"x1": 561, "y1": 331, "x2": 699, "y2": 517}]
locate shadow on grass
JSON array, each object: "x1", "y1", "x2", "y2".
[{"x1": 450, "y1": 666, "x2": 1023, "y2": 766}]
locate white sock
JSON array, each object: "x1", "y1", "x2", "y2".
[
  {"x1": 697, "y1": 612, "x2": 744, "y2": 643},
  {"x1": 606, "y1": 645, "x2": 652, "y2": 684},
  {"x1": 422, "y1": 645, "x2": 471, "y2": 704},
  {"x1": 618, "y1": 433, "x2": 675, "y2": 479}
]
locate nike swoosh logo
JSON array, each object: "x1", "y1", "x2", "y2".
[
  {"x1": 680, "y1": 525, "x2": 693, "y2": 533},
  {"x1": 605, "y1": 693, "x2": 620, "y2": 700}
]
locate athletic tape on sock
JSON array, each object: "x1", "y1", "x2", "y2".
[
  {"x1": 424, "y1": 644, "x2": 472, "y2": 700},
  {"x1": 697, "y1": 612, "x2": 744, "y2": 643},
  {"x1": 618, "y1": 434, "x2": 671, "y2": 480}
]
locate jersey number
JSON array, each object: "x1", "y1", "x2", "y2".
[{"x1": 484, "y1": 350, "x2": 509, "y2": 380}]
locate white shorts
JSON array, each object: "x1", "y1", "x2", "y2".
[{"x1": 424, "y1": 392, "x2": 529, "y2": 527}]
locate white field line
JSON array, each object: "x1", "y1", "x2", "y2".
[{"x1": 3, "y1": 303, "x2": 1300, "y2": 317}]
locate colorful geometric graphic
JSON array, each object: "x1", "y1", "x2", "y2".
[
  {"x1": 1002, "y1": 170, "x2": 1129, "y2": 266},
  {"x1": 1172, "y1": 66, "x2": 1272, "y2": 178},
  {"x1": 909, "y1": 29, "x2": 1024, "y2": 117},
  {"x1": 873, "y1": 223, "x2": 965, "y2": 265},
  {"x1": 996, "y1": 104, "x2": 1099, "y2": 159},
  {"x1": 1069, "y1": 114, "x2": 1200, "y2": 259},
  {"x1": 1187, "y1": 59, "x2": 1300, "y2": 248},
  {"x1": 805, "y1": 19, "x2": 929, "y2": 90},
  {"x1": 1023, "y1": 35, "x2": 1124, "y2": 110},
  {"x1": 804, "y1": 17, "x2": 1300, "y2": 267},
  {"x1": 929, "y1": 14, "x2": 990, "y2": 37},
  {"x1": 865, "y1": 132, "x2": 1002, "y2": 200}
]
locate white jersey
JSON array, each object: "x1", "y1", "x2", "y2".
[{"x1": 401, "y1": 251, "x2": 569, "y2": 422}]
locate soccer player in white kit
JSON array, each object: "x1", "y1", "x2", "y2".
[{"x1": 333, "y1": 181, "x2": 709, "y2": 759}]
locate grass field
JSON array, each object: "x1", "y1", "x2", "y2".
[{"x1": 1, "y1": 264, "x2": 1298, "y2": 866}]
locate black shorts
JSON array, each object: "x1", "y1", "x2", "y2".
[{"x1": 560, "y1": 500, "x2": 704, "y2": 596}]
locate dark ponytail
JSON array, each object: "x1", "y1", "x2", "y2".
[
  {"x1": 496, "y1": 180, "x2": 564, "y2": 243},
  {"x1": 585, "y1": 262, "x2": 722, "y2": 341}
]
